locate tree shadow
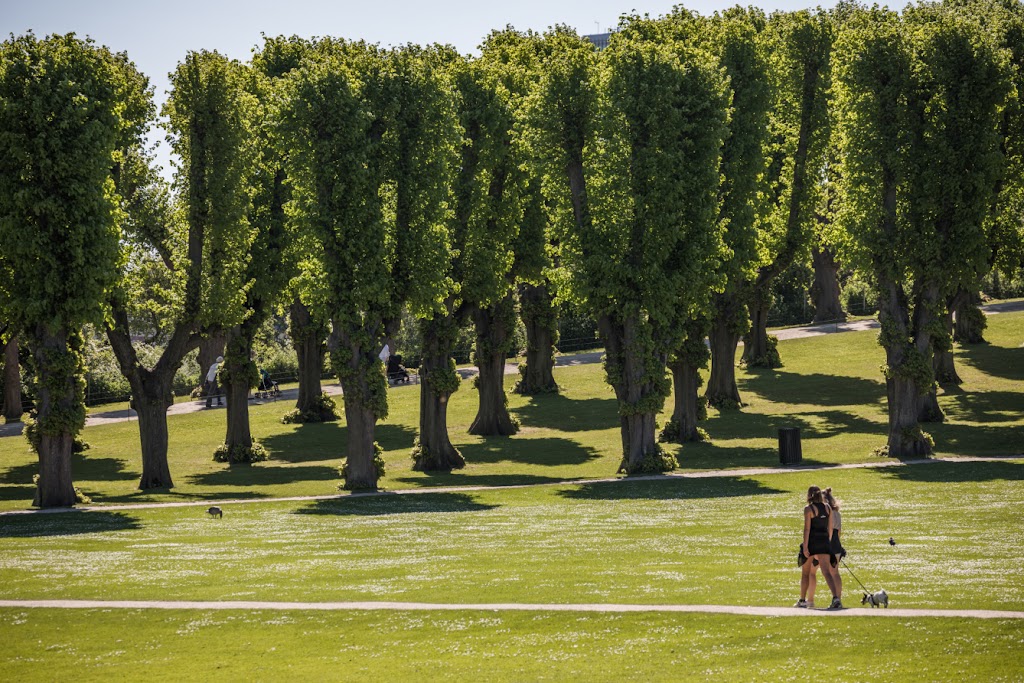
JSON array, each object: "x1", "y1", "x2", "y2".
[
  {"x1": 927, "y1": 420, "x2": 1024, "y2": 458},
  {"x1": 0, "y1": 484, "x2": 36, "y2": 502},
  {"x1": 0, "y1": 510, "x2": 142, "y2": 537},
  {"x1": 390, "y1": 472, "x2": 576, "y2": 489},
  {"x1": 262, "y1": 423, "x2": 416, "y2": 464},
  {"x1": 511, "y1": 393, "x2": 618, "y2": 432},
  {"x1": 96, "y1": 489, "x2": 273, "y2": 504},
  {"x1": 458, "y1": 436, "x2": 602, "y2": 467},
  {"x1": 940, "y1": 390, "x2": 1024, "y2": 425},
  {"x1": 294, "y1": 491, "x2": 498, "y2": 517},
  {"x1": 958, "y1": 343, "x2": 1024, "y2": 382},
  {"x1": 186, "y1": 464, "x2": 339, "y2": 487},
  {"x1": 699, "y1": 408, "x2": 885, "y2": 445},
  {"x1": 880, "y1": 459, "x2": 1024, "y2": 483},
  {"x1": 557, "y1": 475, "x2": 786, "y2": 501},
  {"x1": 0, "y1": 452, "x2": 138, "y2": 485},
  {"x1": 738, "y1": 370, "x2": 885, "y2": 407}
]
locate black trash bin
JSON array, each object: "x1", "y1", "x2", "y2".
[{"x1": 778, "y1": 427, "x2": 802, "y2": 465}]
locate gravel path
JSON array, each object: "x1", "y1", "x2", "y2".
[{"x1": 0, "y1": 599, "x2": 1020, "y2": 619}]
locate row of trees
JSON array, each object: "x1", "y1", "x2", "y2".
[{"x1": 2, "y1": 0, "x2": 1022, "y2": 507}]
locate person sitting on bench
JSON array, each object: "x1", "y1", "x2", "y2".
[{"x1": 387, "y1": 354, "x2": 410, "y2": 383}]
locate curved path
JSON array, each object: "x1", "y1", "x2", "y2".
[{"x1": 0, "y1": 599, "x2": 1020, "y2": 619}]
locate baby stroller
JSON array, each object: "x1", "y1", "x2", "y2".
[
  {"x1": 256, "y1": 368, "x2": 281, "y2": 399},
  {"x1": 387, "y1": 354, "x2": 411, "y2": 384}
]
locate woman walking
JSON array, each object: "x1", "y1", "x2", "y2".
[{"x1": 795, "y1": 485, "x2": 842, "y2": 609}]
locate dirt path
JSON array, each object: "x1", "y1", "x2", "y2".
[
  {"x1": 0, "y1": 598, "x2": 1020, "y2": 619},
  {"x1": 1, "y1": 454, "x2": 1018, "y2": 516}
]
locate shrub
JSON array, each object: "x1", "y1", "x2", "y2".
[
  {"x1": 213, "y1": 440, "x2": 270, "y2": 464},
  {"x1": 280, "y1": 393, "x2": 340, "y2": 424}
]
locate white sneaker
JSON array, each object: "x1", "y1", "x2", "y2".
[{"x1": 794, "y1": 600, "x2": 810, "y2": 608}]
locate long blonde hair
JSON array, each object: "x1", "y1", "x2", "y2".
[{"x1": 823, "y1": 487, "x2": 841, "y2": 511}]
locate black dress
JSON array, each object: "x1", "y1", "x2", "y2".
[{"x1": 807, "y1": 502, "x2": 832, "y2": 556}]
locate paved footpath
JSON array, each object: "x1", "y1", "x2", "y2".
[{"x1": 0, "y1": 599, "x2": 1020, "y2": 619}]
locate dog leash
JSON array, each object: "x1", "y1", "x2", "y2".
[{"x1": 840, "y1": 558, "x2": 872, "y2": 595}]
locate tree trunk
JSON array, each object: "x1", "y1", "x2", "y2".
[
  {"x1": 342, "y1": 400, "x2": 378, "y2": 490},
  {"x1": 706, "y1": 304, "x2": 743, "y2": 409},
  {"x1": 953, "y1": 289, "x2": 986, "y2": 344},
  {"x1": 3, "y1": 334, "x2": 23, "y2": 422},
  {"x1": 514, "y1": 282, "x2": 557, "y2": 395},
  {"x1": 223, "y1": 325, "x2": 255, "y2": 456},
  {"x1": 887, "y1": 374, "x2": 933, "y2": 457},
  {"x1": 30, "y1": 325, "x2": 80, "y2": 508},
  {"x1": 334, "y1": 330, "x2": 386, "y2": 491},
  {"x1": 741, "y1": 289, "x2": 776, "y2": 367},
  {"x1": 290, "y1": 299, "x2": 326, "y2": 414},
  {"x1": 197, "y1": 331, "x2": 227, "y2": 392},
  {"x1": 468, "y1": 296, "x2": 519, "y2": 437},
  {"x1": 667, "y1": 360, "x2": 702, "y2": 442},
  {"x1": 602, "y1": 314, "x2": 670, "y2": 474},
  {"x1": 811, "y1": 246, "x2": 846, "y2": 323},
  {"x1": 133, "y1": 375, "x2": 175, "y2": 489},
  {"x1": 933, "y1": 304, "x2": 961, "y2": 385},
  {"x1": 413, "y1": 313, "x2": 465, "y2": 471}
]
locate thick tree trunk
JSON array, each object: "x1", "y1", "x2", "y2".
[
  {"x1": 413, "y1": 313, "x2": 465, "y2": 471},
  {"x1": 133, "y1": 376, "x2": 175, "y2": 489},
  {"x1": 31, "y1": 326, "x2": 79, "y2": 508},
  {"x1": 342, "y1": 400, "x2": 378, "y2": 490},
  {"x1": 223, "y1": 325, "x2": 255, "y2": 456},
  {"x1": 933, "y1": 304, "x2": 961, "y2": 385},
  {"x1": 514, "y1": 283, "x2": 557, "y2": 395},
  {"x1": 706, "y1": 305, "x2": 743, "y2": 409},
  {"x1": 197, "y1": 331, "x2": 227, "y2": 392},
  {"x1": 742, "y1": 289, "x2": 776, "y2": 367},
  {"x1": 602, "y1": 314, "x2": 670, "y2": 474},
  {"x1": 811, "y1": 246, "x2": 846, "y2": 323},
  {"x1": 667, "y1": 360, "x2": 702, "y2": 442},
  {"x1": 953, "y1": 290, "x2": 986, "y2": 344},
  {"x1": 290, "y1": 299, "x2": 326, "y2": 414},
  {"x1": 3, "y1": 334, "x2": 23, "y2": 422},
  {"x1": 468, "y1": 296, "x2": 519, "y2": 437},
  {"x1": 888, "y1": 374, "x2": 933, "y2": 457}
]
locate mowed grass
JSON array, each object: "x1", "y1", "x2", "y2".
[
  {"x1": 1, "y1": 312, "x2": 1021, "y2": 510},
  {"x1": 2, "y1": 465, "x2": 1023, "y2": 610},
  {"x1": 4, "y1": 609, "x2": 1023, "y2": 682}
]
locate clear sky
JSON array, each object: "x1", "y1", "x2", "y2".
[{"x1": 2, "y1": 0, "x2": 832, "y2": 180}]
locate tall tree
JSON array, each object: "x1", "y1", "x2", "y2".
[
  {"x1": 0, "y1": 34, "x2": 129, "y2": 507},
  {"x1": 831, "y1": 6, "x2": 1009, "y2": 455},
  {"x1": 412, "y1": 52, "x2": 524, "y2": 470},
  {"x1": 742, "y1": 9, "x2": 833, "y2": 369},
  {"x1": 106, "y1": 50, "x2": 257, "y2": 488},
  {"x1": 280, "y1": 43, "x2": 456, "y2": 489},
  {"x1": 533, "y1": 26, "x2": 729, "y2": 473}
]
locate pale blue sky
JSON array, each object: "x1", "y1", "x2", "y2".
[{"x1": 3, "y1": 0, "x2": 832, "y2": 179}]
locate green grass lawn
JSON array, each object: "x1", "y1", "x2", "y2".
[
  {"x1": 2, "y1": 311, "x2": 1021, "y2": 510},
  {"x1": 1, "y1": 312, "x2": 1022, "y2": 681}
]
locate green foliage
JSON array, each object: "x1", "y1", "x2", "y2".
[
  {"x1": 24, "y1": 414, "x2": 90, "y2": 455},
  {"x1": 617, "y1": 445, "x2": 678, "y2": 475},
  {"x1": 742, "y1": 334, "x2": 782, "y2": 369},
  {"x1": 280, "y1": 392, "x2": 340, "y2": 424},
  {"x1": 213, "y1": 440, "x2": 270, "y2": 464}
]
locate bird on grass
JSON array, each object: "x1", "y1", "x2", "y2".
[{"x1": 889, "y1": 537, "x2": 896, "y2": 546}]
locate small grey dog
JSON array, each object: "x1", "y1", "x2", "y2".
[
  {"x1": 861, "y1": 590, "x2": 889, "y2": 608},
  {"x1": 207, "y1": 506, "x2": 223, "y2": 519}
]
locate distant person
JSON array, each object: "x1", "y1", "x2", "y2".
[
  {"x1": 387, "y1": 353, "x2": 410, "y2": 383},
  {"x1": 205, "y1": 356, "x2": 224, "y2": 408},
  {"x1": 795, "y1": 485, "x2": 842, "y2": 609},
  {"x1": 796, "y1": 486, "x2": 846, "y2": 608}
]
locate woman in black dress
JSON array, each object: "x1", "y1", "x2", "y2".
[{"x1": 799, "y1": 485, "x2": 842, "y2": 609}]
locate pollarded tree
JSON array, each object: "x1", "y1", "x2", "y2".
[
  {"x1": 280, "y1": 43, "x2": 456, "y2": 489},
  {"x1": 413, "y1": 51, "x2": 524, "y2": 469},
  {"x1": 533, "y1": 26, "x2": 729, "y2": 473},
  {"x1": 480, "y1": 29, "x2": 560, "y2": 398},
  {"x1": 106, "y1": 50, "x2": 257, "y2": 489},
  {"x1": 742, "y1": 9, "x2": 833, "y2": 369},
  {"x1": 831, "y1": 6, "x2": 1009, "y2": 455},
  {"x1": 0, "y1": 33, "x2": 129, "y2": 507}
]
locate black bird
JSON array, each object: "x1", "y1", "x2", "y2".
[{"x1": 889, "y1": 537, "x2": 896, "y2": 546}]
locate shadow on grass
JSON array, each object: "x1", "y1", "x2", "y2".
[
  {"x1": 262, "y1": 423, "x2": 416, "y2": 464},
  {"x1": 186, "y1": 464, "x2": 339, "y2": 487},
  {"x1": 738, "y1": 370, "x2": 886, "y2": 407},
  {"x1": 0, "y1": 510, "x2": 142, "y2": 537},
  {"x1": 511, "y1": 393, "x2": 618, "y2": 432},
  {"x1": 391, "y1": 472, "x2": 575, "y2": 489},
  {"x1": 958, "y1": 343, "x2": 1024, "y2": 382},
  {"x1": 95, "y1": 489, "x2": 273, "y2": 504},
  {"x1": 880, "y1": 459, "x2": 1024, "y2": 483},
  {"x1": 459, "y1": 436, "x2": 601, "y2": 467},
  {"x1": 0, "y1": 452, "x2": 138, "y2": 485},
  {"x1": 294, "y1": 491, "x2": 498, "y2": 516},
  {"x1": 940, "y1": 390, "x2": 1024, "y2": 425},
  {"x1": 698, "y1": 408, "x2": 884, "y2": 447},
  {"x1": 557, "y1": 475, "x2": 785, "y2": 501},
  {"x1": 927, "y1": 420, "x2": 1024, "y2": 458},
  {"x1": 0, "y1": 484, "x2": 36, "y2": 503}
]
